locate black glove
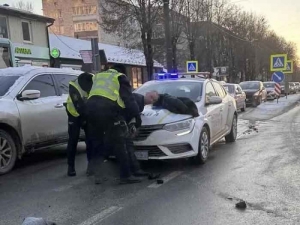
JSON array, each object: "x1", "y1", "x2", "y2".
[{"x1": 135, "y1": 116, "x2": 142, "y2": 128}]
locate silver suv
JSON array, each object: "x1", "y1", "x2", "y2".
[{"x1": 0, "y1": 66, "x2": 82, "y2": 174}]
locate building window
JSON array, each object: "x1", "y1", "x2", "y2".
[
  {"x1": 132, "y1": 67, "x2": 143, "y2": 89},
  {"x1": 73, "y1": 6, "x2": 97, "y2": 15},
  {"x1": 0, "y1": 17, "x2": 8, "y2": 38},
  {"x1": 74, "y1": 21, "x2": 98, "y2": 32},
  {"x1": 22, "y1": 21, "x2": 31, "y2": 42}
]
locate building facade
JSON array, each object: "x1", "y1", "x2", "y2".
[
  {"x1": 42, "y1": 0, "x2": 133, "y2": 46},
  {"x1": 0, "y1": 5, "x2": 54, "y2": 67}
]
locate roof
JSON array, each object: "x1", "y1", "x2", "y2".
[
  {"x1": 0, "y1": 65, "x2": 82, "y2": 77},
  {"x1": 49, "y1": 34, "x2": 163, "y2": 68},
  {"x1": 0, "y1": 5, "x2": 54, "y2": 23}
]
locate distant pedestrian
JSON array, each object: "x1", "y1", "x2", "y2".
[
  {"x1": 86, "y1": 64, "x2": 142, "y2": 184},
  {"x1": 65, "y1": 72, "x2": 93, "y2": 177}
]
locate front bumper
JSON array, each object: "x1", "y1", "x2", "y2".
[
  {"x1": 267, "y1": 92, "x2": 276, "y2": 99},
  {"x1": 133, "y1": 125, "x2": 200, "y2": 160},
  {"x1": 245, "y1": 95, "x2": 259, "y2": 105}
]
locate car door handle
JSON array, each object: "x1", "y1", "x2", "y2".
[
  {"x1": 55, "y1": 104, "x2": 64, "y2": 108},
  {"x1": 220, "y1": 108, "x2": 224, "y2": 112}
]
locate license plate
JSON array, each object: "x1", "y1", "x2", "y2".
[{"x1": 135, "y1": 151, "x2": 149, "y2": 160}]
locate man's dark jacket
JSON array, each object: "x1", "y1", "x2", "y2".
[{"x1": 153, "y1": 94, "x2": 199, "y2": 117}]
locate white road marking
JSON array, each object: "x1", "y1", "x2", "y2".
[
  {"x1": 53, "y1": 178, "x2": 86, "y2": 192},
  {"x1": 78, "y1": 206, "x2": 122, "y2": 225},
  {"x1": 148, "y1": 171, "x2": 183, "y2": 188}
]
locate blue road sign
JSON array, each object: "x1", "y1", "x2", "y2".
[
  {"x1": 186, "y1": 61, "x2": 198, "y2": 73},
  {"x1": 270, "y1": 54, "x2": 287, "y2": 71},
  {"x1": 272, "y1": 71, "x2": 285, "y2": 83}
]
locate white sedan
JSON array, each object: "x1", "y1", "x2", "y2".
[{"x1": 133, "y1": 75, "x2": 238, "y2": 164}]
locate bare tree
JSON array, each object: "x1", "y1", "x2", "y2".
[
  {"x1": 100, "y1": 0, "x2": 163, "y2": 79},
  {"x1": 12, "y1": 0, "x2": 34, "y2": 12}
]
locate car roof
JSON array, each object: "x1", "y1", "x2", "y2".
[
  {"x1": 0, "y1": 66, "x2": 82, "y2": 78},
  {"x1": 240, "y1": 81, "x2": 261, "y2": 83},
  {"x1": 223, "y1": 83, "x2": 236, "y2": 86}
]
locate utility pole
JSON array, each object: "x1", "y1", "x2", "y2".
[
  {"x1": 163, "y1": 0, "x2": 173, "y2": 72},
  {"x1": 91, "y1": 38, "x2": 101, "y2": 73}
]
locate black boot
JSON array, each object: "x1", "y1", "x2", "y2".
[
  {"x1": 119, "y1": 175, "x2": 142, "y2": 184},
  {"x1": 67, "y1": 166, "x2": 76, "y2": 177}
]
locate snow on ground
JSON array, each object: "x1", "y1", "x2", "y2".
[{"x1": 240, "y1": 94, "x2": 300, "y2": 121}]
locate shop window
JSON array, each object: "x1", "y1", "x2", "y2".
[
  {"x1": 132, "y1": 67, "x2": 143, "y2": 89},
  {"x1": 22, "y1": 21, "x2": 31, "y2": 42},
  {"x1": 54, "y1": 74, "x2": 78, "y2": 95},
  {"x1": 24, "y1": 74, "x2": 56, "y2": 98},
  {"x1": 0, "y1": 17, "x2": 8, "y2": 38}
]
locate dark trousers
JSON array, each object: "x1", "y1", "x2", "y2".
[
  {"x1": 67, "y1": 114, "x2": 91, "y2": 168},
  {"x1": 125, "y1": 138, "x2": 141, "y2": 173},
  {"x1": 87, "y1": 105, "x2": 131, "y2": 179}
]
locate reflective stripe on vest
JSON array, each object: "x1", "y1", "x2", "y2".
[
  {"x1": 88, "y1": 70, "x2": 125, "y2": 108},
  {"x1": 66, "y1": 79, "x2": 88, "y2": 117}
]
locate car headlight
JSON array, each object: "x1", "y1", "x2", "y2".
[{"x1": 163, "y1": 119, "x2": 195, "y2": 136}]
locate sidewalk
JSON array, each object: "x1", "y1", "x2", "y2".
[{"x1": 239, "y1": 94, "x2": 300, "y2": 121}]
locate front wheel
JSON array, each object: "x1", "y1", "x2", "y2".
[
  {"x1": 194, "y1": 127, "x2": 210, "y2": 164},
  {"x1": 0, "y1": 129, "x2": 17, "y2": 175},
  {"x1": 225, "y1": 115, "x2": 237, "y2": 143}
]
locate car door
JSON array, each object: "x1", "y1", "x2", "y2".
[
  {"x1": 212, "y1": 82, "x2": 229, "y2": 134},
  {"x1": 53, "y1": 73, "x2": 79, "y2": 141},
  {"x1": 15, "y1": 73, "x2": 65, "y2": 147},
  {"x1": 205, "y1": 82, "x2": 222, "y2": 141}
]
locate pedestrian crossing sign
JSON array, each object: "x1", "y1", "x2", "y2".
[
  {"x1": 186, "y1": 61, "x2": 198, "y2": 73},
  {"x1": 282, "y1": 60, "x2": 293, "y2": 74},
  {"x1": 270, "y1": 54, "x2": 287, "y2": 71}
]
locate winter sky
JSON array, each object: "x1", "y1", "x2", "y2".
[{"x1": 0, "y1": 0, "x2": 299, "y2": 57}]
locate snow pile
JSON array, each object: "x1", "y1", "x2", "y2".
[
  {"x1": 49, "y1": 34, "x2": 163, "y2": 68},
  {"x1": 240, "y1": 94, "x2": 300, "y2": 121}
]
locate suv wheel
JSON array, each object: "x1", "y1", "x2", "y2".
[
  {"x1": 225, "y1": 115, "x2": 237, "y2": 143},
  {"x1": 194, "y1": 127, "x2": 210, "y2": 164},
  {"x1": 0, "y1": 129, "x2": 17, "y2": 175}
]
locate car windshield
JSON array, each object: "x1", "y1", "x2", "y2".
[
  {"x1": 0, "y1": 76, "x2": 20, "y2": 97},
  {"x1": 263, "y1": 82, "x2": 275, "y2": 88},
  {"x1": 135, "y1": 81, "x2": 203, "y2": 102},
  {"x1": 223, "y1": 85, "x2": 235, "y2": 94},
  {"x1": 240, "y1": 82, "x2": 260, "y2": 90}
]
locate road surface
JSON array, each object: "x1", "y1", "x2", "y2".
[{"x1": 1, "y1": 96, "x2": 300, "y2": 225}]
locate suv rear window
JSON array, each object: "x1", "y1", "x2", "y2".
[{"x1": 0, "y1": 76, "x2": 20, "y2": 96}]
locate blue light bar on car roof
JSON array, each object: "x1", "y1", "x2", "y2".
[{"x1": 154, "y1": 73, "x2": 179, "y2": 80}]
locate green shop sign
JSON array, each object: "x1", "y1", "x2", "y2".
[{"x1": 15, "y1": 47, "x2": 32, "y2": 55}]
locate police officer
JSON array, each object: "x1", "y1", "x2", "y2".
[
  {"x1": 66, "y1": 72, "x2": 93, "y2": 177},
  {"x1": 86, "y1": 64, "x2": 142, "y2": 184}
]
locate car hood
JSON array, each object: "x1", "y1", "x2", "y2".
[
  {"x1": 243, "y1": 89, "x2": 259, "y2": 95},
  {"x1": 141, "y1": 105, "x2": 193, "y2": 126}
]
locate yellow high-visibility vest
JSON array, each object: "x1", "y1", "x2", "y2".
[
  {"x1": 66, "y1": 79, "x2": 88, "y2": 117},
  {"x1": 88, "y1": 69, "x2": 125, "y2": 108}
]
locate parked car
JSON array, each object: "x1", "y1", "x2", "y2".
[
  {"x1": 133, "y1": 76, "x2": 238, "y2": 164},
  {"x1": 223, "y1": 83, "x2": 246, "y2": 111},
  {"x1": 263, "y1": 81, "x2": 277, "y2": 100},
  {"x1": 289, "y1": 82, "x2": 297, "y2": 94},
  {"x1": 0, "y1": 66, "x2": 82, "y2": 175},
  {"x1": 294, "y1": 82, "x2": 300, "y2": 92},
  {"x1": 239, "y1": 81, "x2": 267, "y2": 107}
]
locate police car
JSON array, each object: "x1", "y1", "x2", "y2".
[{"x1": 133, "y1": 73, "x2": 238, "y2": 164}]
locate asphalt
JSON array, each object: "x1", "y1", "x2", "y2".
[{"x1": 1, "y1": 98, "x2": 300, "y2": 225}]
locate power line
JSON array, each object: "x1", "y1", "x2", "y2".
[{"x1": 49, "y1": 28, "x2": 79, "y2": 54}]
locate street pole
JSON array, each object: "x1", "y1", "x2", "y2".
[
  {"x1": 163, "y1": 0, "x2": 173, "y2": 72},
  {"x1": 91, "y1": 38, "x2": 101, "y2": 73}
]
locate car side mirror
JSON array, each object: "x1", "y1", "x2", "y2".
[
  {"x1": 17, "y1": 90, "x2": 41, "y2": 101},
  {"x1": 206, "y1": 96, "x2": 222, "y2": 105}
]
